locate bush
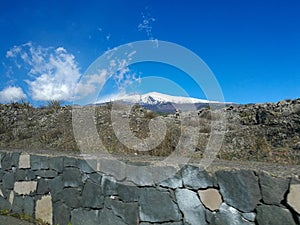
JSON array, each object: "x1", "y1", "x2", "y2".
[{"x1": 47, "y1": 100, "x2": 61, "y2": 109}]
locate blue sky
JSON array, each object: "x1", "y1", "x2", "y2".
[{"x1": 0, "y1": 0, "x2": 299, "y2": 105}]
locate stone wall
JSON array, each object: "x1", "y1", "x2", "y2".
[{"x1": 0, "y1": 150, "x2": 300, "y2": 225}]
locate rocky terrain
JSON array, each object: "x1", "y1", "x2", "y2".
[{"x1": 0, "y1": 98, "x2": 299, "y2": 165}]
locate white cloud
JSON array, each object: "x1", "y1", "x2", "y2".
[
  {"x1": 6, "y1": 43, "x2": 141, "y2": 104},
  {"x1": 0, "y1": 86, "x2": 26, "y2": 103},
  {"x1": 76, "y1": 69, "x2": 108, "y2": 97},
  {"x1": 138, "y1": 12, "x2": 156, "y2": 40},
  {"x1": 113, "y1": 58, "x2": 141, "y2": 93},
  {"x1": 6, "y1": 45, "x2": 21, "y2": 58},
  {"x1": 96, "y1": 92, "x2": 126, "y2": 104},
  {"x1": 7, "y1": 42, "x2": 81, "y2": 101},
  {"x1": 138, "y1": 11, "x2": 158, "y2": 47}
]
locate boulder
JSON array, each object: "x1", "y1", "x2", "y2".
[
  {"x1": 61, "y1": 188, "x2": 82, "y2": 208},
  {"x1": 287, "y1": 184, "x2": 300, "y2": 214},
  {"x1": 53, "y1": 202, "x2": 71, "y2": 225},
  {"x1": 259, "y1": 172, "x2": 289, "y2": 205},
  {"x1": 82, "y1": 180, "x2": 104, "y2": 208},
  {"x1": 216, "y1": 170, "x2": 260, "y2": 212},
  {"x1": 175, "y1": 188, "x2": 207, "y2": 225},
  {"x1": 62, "y1": 167, "x2": 82, "y2": 188},
  {"x1": 98, "y1": 208, "x2": 127, "y2": 225},
  {"x1": 210, "y1": 203, "x2": 255, "y2": 225},
  {"x1": 71, "y1": 209, "x2": 100, "y2": 225},
  {"x1": 105, "y1": 198, "x2": 139, "y2": 225},
  {"x1": 256, "y1": 205, "x2": 296, "y2": 225},
  {"x1": 139, "y1": 188, "x2": 181, "y2": 223},
  {"x1": 198, "y1": 188, "x2": 222, "y2": 211},
  {"x1": 182, "y1": 165, "x2": 217, "y2": 189}
]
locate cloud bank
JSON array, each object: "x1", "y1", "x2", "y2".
[
  {"x1": 0, "y1": 86, "x2": 26, "y2": 103},
  {"x1": 6, "y1": 42, "x2": 81, "y2": 101},
  {"x1": 5, "y1": 42, "x2": 141, "y2": 105}
]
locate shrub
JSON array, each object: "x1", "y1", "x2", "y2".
[{"x1": 47, "y1": 100, "x2": 61, "y2": 109}]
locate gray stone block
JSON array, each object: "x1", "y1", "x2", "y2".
[
  {"x1": 23, "y1": 196, "x2": 34, "y2": 216},
  {"x1": 259, "y1": 172, "x2": 289, "y2": 205},
  {"x1": 10, "y1": 152, "x2": 21, "y2": 167},
  {"x1": 242, "y1": 212, "x2": 256, "y2": 222},
  {"x1": 182, "y1": 165, "x2": 217, "y2": 189},
  {"x1": 100, "y1": 158, "x2": 126, "y2": 181},
  {"x1": 205, "y1": 210, "x2": 215, "y2": 223},
  {"x1": 12, "y1": 195, "x2": 23, "y2": 214},
  {"x1": 140, "y1": 223, "x2": 183, "y2": 225},
  {"x1": 71, "y1": 208, "x2": 100, "y2": 225},
  {"x1": 158, "y1": 169, "x2": 183, "y2": 189},
  {"x1": 48, "y1": 176, "x2": 63, "y2": 202},
  {"x1": 216, "y1": 170, "x2": 261, "y2": 212},
  {"x1": 98, "y1": 208, "x2": 127, "y2": 225},
  {"x1": 30, "y1": 155, "x2": 49, "y2": 170},
  {"x1": 2, "y1": 172, "x2": 15, "y2": 190},
  {"x1": 175, "y1": 188, "x2": 207, "y2": 225},
  {"x1": 126, "y1": 165, "x2": 153, "y2": 186},
  {"x1": 48, "y1": 157, "x2": 64, "y2": 173},
  {"x1": 64, "y1": 156, "x2": 78, "y2": 168},
  {"x1": 0, "y1": 184, "x2": 10, "y2": 199},
  {"x1": 105, "y1": 198, "x2": 139, "y2": 225},
  {"x1": 89, "y1": 172, "x2": 102, "y2": 184},
  {"x1": 117, "y1": 182, "x2": 139, "y2": 202},
  {"x1": 152, "y1": 166, "x2": 182, "y2": 188},
  {"x1": 25, "y1": 170, "x2": 36, "y2": 180},
  {"x1": 210, "y1": 203, "x2": 255, "y2": 225},
  {"x1": 53, "y1": 202, "x2": 71, "y2": 225},
  {"x1": 62, "y1": 167, "x2": 82, "y2": 188},
  {"x1": 15, "y1": 169, "x2": 27, "y2": 181},
  {"x1": 256, "y1": 205, "x2": 296, "y2": 225},
  {"x1": 61, "y1": 188, "x2": 82, "y2": 208},
  {"x1": 0, "y1": 170, "x2": 5, "y2": 180},
  {"x1": 101, "y1": 175, "x2": 118, "y2": 196},
  {"x1": 78, "y1": 159, "x2": 97, "y2": 173},
  {"x1": 11, "y1": 152, "x2": 20, "y2": 167},
  {"x1": 1, "y1": 153, "x2": 12, "y2": 170},
  {"x1": 37, "y1": 179, "x2": 50, "y2": 195},
  {"x1": 0, "y1": 196, "x2": 11, "y2": 210},
  {"x1": 82, "y1": 180, "x2": 104, "y2": 209},
  {"x1": 34, "y1": 169, "x2": 58, "y2": 178},
  {"x1": 139, "y1": 187, "x2": 181, "y2": 223}
]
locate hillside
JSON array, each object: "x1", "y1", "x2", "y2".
[{"x1": 0, "y1": 98, "x2": 299, "y2": 165}]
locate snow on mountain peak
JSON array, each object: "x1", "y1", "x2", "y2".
[{"x1": 101, "y1": 92, "x2": 216, "y2": 105}]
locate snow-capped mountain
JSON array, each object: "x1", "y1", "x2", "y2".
[
  {"x1": 104, "y1": 92, "x2": 218, "y2": 105},
  {"x1": 96, "y1": 92, "x2": 227, "y2": 113}
]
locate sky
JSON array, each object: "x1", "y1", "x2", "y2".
[{"x1": 0, "y1": 0, "x2": 299, "y2": 105}]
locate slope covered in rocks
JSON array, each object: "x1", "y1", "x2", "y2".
[{"x1": 0, "y1": 98, "x2": 299, "y2": 164}]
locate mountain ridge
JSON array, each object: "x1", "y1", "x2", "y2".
[
  {"x1": 96, "y1": 92, "x2": 229, "y2": 113},
  {"x1": 98, "y1": 92, "x2": 222, "y2": 105}
]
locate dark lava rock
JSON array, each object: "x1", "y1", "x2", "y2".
[
  {"x1": 216, "y1": 170, "x2": 261, "y2": 212},
  {"x1": 139, "y1": 188, "x2": 181, "y2": 223},
  {"x1": 256, "y1": 205, "x2": 296, "y2": 225}
]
